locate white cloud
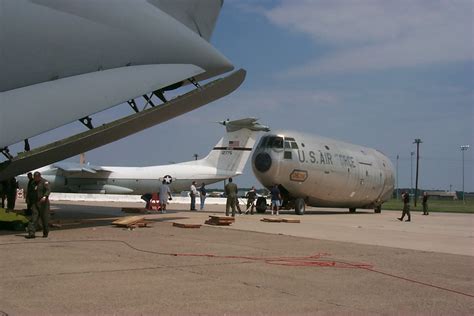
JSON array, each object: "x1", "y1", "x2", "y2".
[{"x1": 261, "y1": 0, "x2": 474, "y2": 76}]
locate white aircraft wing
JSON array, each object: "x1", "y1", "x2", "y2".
[{"x1": 52, "y1": 162, "x2": 112, "y2": 174}]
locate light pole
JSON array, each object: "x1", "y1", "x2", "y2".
[
  {"x1": 413, "y1": 139, "x2": 422, "y2": 207},
  {"x1": 461, "y1": 145, "x2": 470, "y2": 203},
  {"x1": 410, "y1": 151, "x2": 415, "y2": 196}
]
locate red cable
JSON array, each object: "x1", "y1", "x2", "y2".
[{"x1": 172, "y1": 252, "x2": 474, "y2": 298}]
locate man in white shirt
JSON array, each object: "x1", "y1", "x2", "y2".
[
  {"x1": 159, "y1": 180, "x2": 172, "y2": 213},
  {"x1": 190, "y1": 181, "x2": 198, "y2": 211}
]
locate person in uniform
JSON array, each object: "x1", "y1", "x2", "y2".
[
  {"x1": 245, "y1": 186, "x2": 257, "y2": 215},
  {"x1": 224, "y1": 178, "x2": 238, "y2": 217},
  {"x1": 159, "y1": 179, "x2": 172, "y2": 213},
  {"x1": 25, "y1": 172, "x2": 35, "y2": 215},
  {"x1": 6, "y1": 177, "x2": 18, "y2": 210},
  {"x1": 25, "y1": 171, "x2": 51, "y2": 239},
  {"x1": 422, "y1": 192, "x2": 429, "y2": 215},
  {"x1": 190, "y1": 181, "x2": 198, "y2": 211},
  {"x1": 398, "y1": 191, "x2": 411, "y2": 222},
  {"x1": 0, "y1": 180, "x2": 6, "y2": 208}
]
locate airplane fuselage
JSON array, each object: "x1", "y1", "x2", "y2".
[
  {"x1": 252, "y1": 132, "x2": 395, "y2": 213},
  {"x1": 20, "y1": 163, "x2": 233, "y2": 195}
]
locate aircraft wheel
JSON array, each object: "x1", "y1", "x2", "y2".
[
  {"x1": 256, "y1": 197, "x2": 267, "y2": 214},
  {"x1": 294, "y1": 198, "x2": 305, "y2": 215},
  {"x1": 374, "y1": 205, "x2": 382, "y2": 213},
  {"x1": 349, "y1": 208, "x2": 356, "y2": 213}
]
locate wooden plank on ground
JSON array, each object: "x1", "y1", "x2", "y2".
[
  {"x1": 281, "y1": 218, "x2": 301, "y2": 223},
  {"x1": 261, "y1": 217, "x2": 283, "y2": 223},
  {"x1": 173, "y1": 222, "x2": 201, "y2": 229},
  {"x1": 208, "y1": 215, "x2": 235, "y2": 221},
  {"x1": 112, "y1": 216, "x2": 145, "y2": 227}
]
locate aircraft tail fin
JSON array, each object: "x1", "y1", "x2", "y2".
[{"x1": 201, "y1": 118, "x2": 270, "y2": 175}]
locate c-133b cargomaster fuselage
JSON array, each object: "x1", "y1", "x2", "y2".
[
  {"x1": 252, "y1": 132, "x2": 395, "y2": 215},
  {"x1": 0, "y1": 0, "x2": 243, "y2": 181}
]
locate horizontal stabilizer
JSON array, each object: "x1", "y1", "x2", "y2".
[
  {"x1": 0, "y1": 69, "x2": 246, "y2": 181},
  {"x1": 219, "y1": 118, "x2": 270, "y2": 133}
]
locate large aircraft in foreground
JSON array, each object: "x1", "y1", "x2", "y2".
[
  {"x1": 18, "y1": 118, "x2": 269, "y2": 194},
  {"x1": 252, "y1": 132, "x2": 395, "y2": 215},
  {"x1": 0, "y1": 0, "x2": 244, "y2": 181}
]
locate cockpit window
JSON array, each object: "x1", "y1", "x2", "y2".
[
  {"x1": 271, "y1": 137, "x2": 283, "y2": 148},
  {"x1": 258, "y1": 136, "x2": 298, "y2": 149},
  {"x1": 257, "y1": 136, "x2": 283, "y2": 149}
]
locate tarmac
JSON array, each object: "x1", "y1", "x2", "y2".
[{"x1": 0, "y1": 200, "x2": 473, "y2": 315}]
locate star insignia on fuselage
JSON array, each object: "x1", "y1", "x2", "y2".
[{"x1": 163, "y1": 175, "x2": 173, "y2": 184}]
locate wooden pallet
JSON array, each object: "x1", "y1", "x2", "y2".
[
  {"x1": 261, "y1": 217, "x2": 301, "y2": 223},
  {"x1": 281, "y1": 218, "x2": 301, "y2": 223},
  {"x1": 173, "y1": 222, "x2": 201, "y2": 229},
  {"x1": 205, "y1": 215, "x2": 235, "y2": 226},
  {"x1": 261, "y1": 217, "x2": 283, "y2": 222},
  {"x1": 112, "y1": 216, "x2": 151, "y2": 228}
]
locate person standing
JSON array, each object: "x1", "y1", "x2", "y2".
[
  {"x1": 26, "y1": 171, "x2": 51, "y2": 239},
  {"x1": 398, "y1": 191, "x2": 411, "y2": 222},
  {"x1": 0, "y1": 180, "x2": 6, "y2": 208},
  {"x1": 270, "y1": 184, "x2": 281, "y2": 216},
  {"x1": 224, "y1": 178, "x2": 238, "y2": 217},
  {"x1": 6, "y1": 177, "x2": 18, "y2": 210},
  {"x1": 199, "y1": 183, "x2": 207, "y2": 210},
  {"x1": 159, "y1": 180, "x2": 172, "y2": 213},
  {"x1": 190, "y1": 181, "x2": 198, "y2": 211},
  {"x1": 422, "y1": 192, "x2": 429, "y2": 215},
  {"x1": 245, "y1": 186, "x2": 257, "y2": 215},
  {"x1": 25, "y1": 172, "x2": 35, "y2": 215}
]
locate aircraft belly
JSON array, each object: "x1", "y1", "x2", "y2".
[
  {"x1": 0, "y1": 69, "x2": 246, "y2": 181},
  {"x1": 0, "y1": 0, "x2": 232, "y2": 92},
  {"x1": 0, "y1": 64, "x2": 205, "y2": 148}
]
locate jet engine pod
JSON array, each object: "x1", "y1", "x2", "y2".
[{"x1": 254, "y1": 152, "x2": 272, "y2": 173}]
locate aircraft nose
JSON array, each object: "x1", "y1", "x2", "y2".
[{"x1": 254, "y1": 152, "x2": 272, "y2": 173}]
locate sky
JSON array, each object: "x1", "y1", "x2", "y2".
[{"x1": 8, "y1": 0, "x2": 474, "y2": 191}]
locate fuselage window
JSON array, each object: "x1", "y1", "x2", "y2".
[
  {"x1": 325, "y1": 145, "x2": 330, "y2": 150},
  {"x1": 284, "y1": 151, "x2": 292, "y2": 160}
]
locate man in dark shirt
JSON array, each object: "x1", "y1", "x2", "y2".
[
  {"x1": 270, "y1": 184, "x2": 281, "y2": 216},
  {"x1": 422, "y1": 192, "x2": 429, "y2": 215}
]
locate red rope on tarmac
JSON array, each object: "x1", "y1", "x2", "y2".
[
  {"x1": 1, "y1": 239, "x2": 472, "y2": 298},
  {"x1": 173, "y1": 252, "x2": 373, "y2": 269}
]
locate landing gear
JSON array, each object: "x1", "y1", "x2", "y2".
[
  {"x1": 374, "y1": 205, "x2": 382, "y2": 213},
  {"x1": 256, "y1": 197, "x2": 267, "y2": 214},
  {"x1": 294, "y1": 198, "x2": 305, "y2": 215},
  {"x1": 349, "y1": 208, "x2": 356, "y2": 213}
]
